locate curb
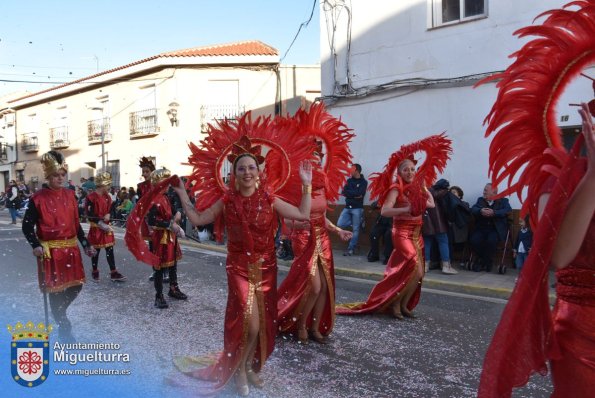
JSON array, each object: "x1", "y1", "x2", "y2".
[{"x1": 177, "y1": 238, "x2": 516, "y2": 300}]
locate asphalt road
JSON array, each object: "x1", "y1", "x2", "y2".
[{"x1": 0, "y1": 221, "x2": 551, "y2": 397}]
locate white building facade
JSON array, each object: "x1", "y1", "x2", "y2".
[
  {"x1": 320, "y1": 0, "x2": 593, "y2": 208},
  {"x1": 7, "y1": 41, "x2": 320, "y2": 191}
]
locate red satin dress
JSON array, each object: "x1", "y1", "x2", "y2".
[
  {"x1": 137, "y1": 179, "x2": 152, "y2": 240},
  {"x1": 549, "y1": 215, "x2": 595, "y2": 396},
  {"x1": 277, "y1": 189, "x2": 336, "y2": 336},
  {"x1": 184, "y1": 189, "x2": 278, "y2": 392},
  {"x1": 31, "y1": 188, "x2": 86, "y2": 293},
  {"x1": 150, "y1": 194, "x2": 182, "y2": 269},
  {"x1": 337, "y1": 194, "x2": 424, "y2": 315},
  {"x1": 86, "y1": 191, "x2": 115, "y2": 248}
]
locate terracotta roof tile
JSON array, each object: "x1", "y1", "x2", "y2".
[
  {"x1": 160, "y1": 40, "x2": 278, "y2": 57},
  {"x1": 10, "y1": 40, "x2": 278, "y2": 104}
]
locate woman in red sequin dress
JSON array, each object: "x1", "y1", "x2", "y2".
[
  {"x1": 162, "y1": 117, "x2": 314, "y2": 396},
  {"x1": 277, "y1": 164, "x2": 352, "y2": 344},
  {"x1": 337, "y1": 134, "x2": 451, "y2": 319}
]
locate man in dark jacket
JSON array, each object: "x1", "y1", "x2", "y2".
[
  {"x1": 469, "y1": 183, "x2": 512, "y2": 272},
  {"x1": 422, "y1": 179, "x2": 458, "y2": 274},
  {"x1": 367, "y1": 201, "x2": 393, "y2": 264},
  {"x1": 337, "y1": 163, "x2": 368, "y2": 256}
]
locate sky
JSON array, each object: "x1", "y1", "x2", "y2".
[{"x1": 0, "y1": 0, "x2": 320, "y2": 99}]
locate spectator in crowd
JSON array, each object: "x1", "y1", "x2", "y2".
[
  {"x1": 512, "y1": 216, "x2": 532, "y2": 270},
  {"x1": 447, "y1": 185, "x2": 472, "y2": 263},
  {"x1": 128, "y1": 187, "x2": 138, "y2": 204},
  {"x1": 116, "y1": 192, "x2": 133, "y2": 222},
  {"x1": 422, "y1": 179, "x2": 457, "y2": 274},
  {"x1": 17, "y1": 180, "x2": 31, "y2": 198},
  {"x1": 337, "y1": 163, "x2": 368, "y2": 256},
  {"x1": 367, "y1": 200, "x2": 393, "y2": 265},
  {"x1": 6, "y1": 180, "x2": 23, "y2": 224},
  {"x1": 67, "y1": 179, "x2": 76, "y2": 191},
  {"x1": 81, "y1": 176, "x2": 96, "y2": 192},
  {"x1": 78, "y1": 190, "x2": 88, "y2": 223},
  {"x1": 469, "y1": 183, "x2": 512, "y2": 272}
]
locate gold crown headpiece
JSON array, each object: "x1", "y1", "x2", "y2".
[
  {"x1": 40, "y1": 152, "x2": 68, "y2": 179},
  {"x1": 226, "y1": 135, "x2": 265, "y2": 167},
  {"x1": 7, "y1": 321, "x2": 53, "y2": 341},
  {"x1": 139, "y1": 156, "x2": 156, "y2": 171},
  {"x1": 151, "y1": 168, "x2": 171, "y2": 185},
  {"x1": 95, "y1": 172, "x2": 112, "y2": 187}
]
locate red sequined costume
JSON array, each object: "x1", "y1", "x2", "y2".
[
  {"x1": 277, "y1": 182, "x2": 337, "y2": 335},
  {"x1": 476, "y1": 2, "x2": 595, "y2": 396},
  {"x1": 276, "y1": 103, "x2": 353, "y2": 337},
  {"x1": 337, "y1": 134, "x2": 451, "y2": 315},
  {"x1": 85, "y1": 191, "x2": 114, "y2": 248},
  {"x1": 24, "y1": 188, "x2": 86, "y2": 292},
  {"x1": 148, "y1": 113, "x2": 314, "y2": 393},
  {"x1": 148, "y1": 193, "x2": 182, "y2": 269},
  {"x1": 188, "y1": 188, "x2": 278, "y2": 390},
  {"x1": 336, "y1": 187, "x2": 424, "y2": 315}
]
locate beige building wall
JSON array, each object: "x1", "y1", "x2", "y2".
[{"x1": 12, "y1": 63, "x2": 320, "y2": 190}]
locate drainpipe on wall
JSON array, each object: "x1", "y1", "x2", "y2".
[{"x1": 274, "y1": 65, "x2": 282, "y2": 116}]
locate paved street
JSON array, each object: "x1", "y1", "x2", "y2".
[{"x1": 0, "y1": 216, "x2": 551, "y2": 397}]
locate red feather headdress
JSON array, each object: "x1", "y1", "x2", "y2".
[
  {"x1": 185, "y1": 111, "x2": 314, "y2": 211},
  {"x1": 476, "y1": 0, "x2": 595, "y2": 226},
  {"x1": 268, "y1": 102, "x2": 354, "y2": 205},
  {"x1": 138, "y1": 156, "x2": 155, "y2": 171},
  {"x1": 368, "y1": 133, "x2": 452, "y2": 216}
]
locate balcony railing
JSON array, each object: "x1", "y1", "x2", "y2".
[
  {"x1": 87, "y1": 117, "x2": 112, "y2": 144},
  {"x1": 200, "y1": 104, "x2": 245, "y2": 132},
  {"x1": 0, "y1": 142, "x2": 8, "y2": 160},
  {"x1": 22, "y1": 134, "x2": 39, "y2": 152},
  {"x1": 50, "y1": 126, "x2": 70, "y2": 149},
  {"x1": 129, "y1": 108, "x2": 159, "y2": 138}
]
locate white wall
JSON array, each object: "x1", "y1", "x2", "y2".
[{"x1": 320, "y1": 0, "x2": 594, "y2": 208}]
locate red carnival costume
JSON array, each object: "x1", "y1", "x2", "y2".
[
  {"x1": 86, "y1": 193, "x2": 115, "y2": 249},
  {"x1": 276, "y1": 103, "x2": 354, "y2": 338},
  {"x1": 476, "y1": 2, "x2": 595, "y2": 397},
  {"x1": 27, "y1": 187, "x2": 86, "y2": 292},
  {"x1": 127, "y1": 113, "x2": 313, "y2": 393},
  {"x1": 86, "y1": 172, "x2": 125, "y2": 282},
  {"x1": 148, "y1": 189, "x2": 182, "y2": 269},
  {"x1": 22, "y1": 151, "x2": 91, "y2": 341},
  {"x1": 337, "y1": 134, "x2": 451, "y2": 316}
]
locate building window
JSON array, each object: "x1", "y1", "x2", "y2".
[{"x1": 430, "y1": 0, "x2": 487, "y2": 27}]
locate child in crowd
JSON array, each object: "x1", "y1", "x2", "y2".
[{"x1": 512, "y1": 217, "x2": 532, "y2": 270}]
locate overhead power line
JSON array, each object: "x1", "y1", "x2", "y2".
[{"x1": 280, "y1": 0, "x2": 318, "y2": 62}]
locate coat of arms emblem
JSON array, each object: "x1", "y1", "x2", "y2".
[{"x1": 7, "y1": 321, "x2": 52, "y2": 387}]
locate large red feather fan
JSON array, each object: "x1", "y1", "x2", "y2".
[
  {"x1": 476, "y1": 0, "x2": 595, "y2": 226},
  {"x1": 125, "y1": 175, "x2": 180, "y2": 266},
  {"x1": 268, "y1": 102, "x2": 354, "y2": 206},
  {"x1": 368, "y1": 133, "x2": 452, "y2": 216}
]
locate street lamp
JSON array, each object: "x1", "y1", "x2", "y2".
[
  {"x1": 167, "y1": 101, "x2": 179, "y2": 127},
  {"x1": 89, "y1": 103, "x2": 105, "y2": 171}
]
